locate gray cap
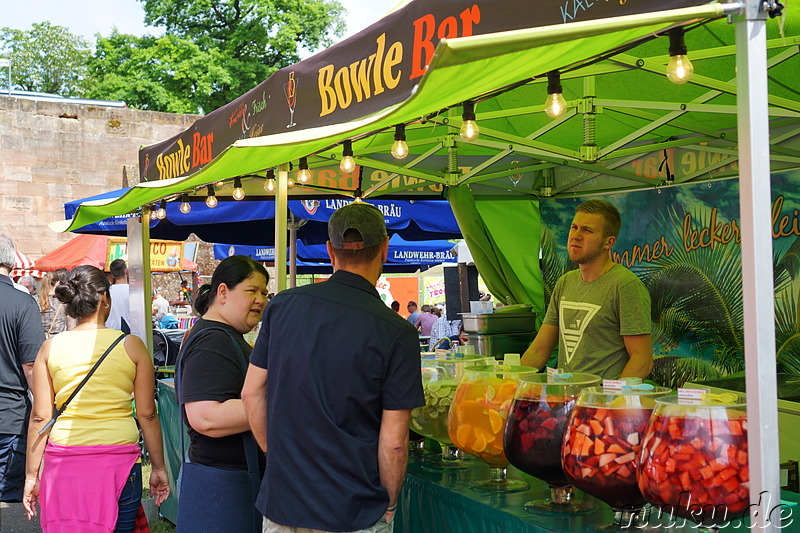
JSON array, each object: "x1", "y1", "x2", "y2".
[{"x1": 328, "y1": 202, "x2": 388, "y2": 250}]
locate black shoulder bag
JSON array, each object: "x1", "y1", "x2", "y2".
[{"x1": 39, "y1": 333, "x2": 128, "y2": 435}]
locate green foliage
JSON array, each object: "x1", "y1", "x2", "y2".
[
  {"x1": 127, "y1": 0, "x2": 346, "y2": 112},
  {"x1": 648, "y1": 355, "x2": 724, "y2": 390},
  {"x1": 0, "y1": 22, "x2": 91, "y2": 96},
  {"x1": 85, "y1": 31, "x2": 230, "y2": 113}
]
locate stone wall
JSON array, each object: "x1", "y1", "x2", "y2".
[{"x1": 0, "y1": 95, "x2": 199, "y2": 259}]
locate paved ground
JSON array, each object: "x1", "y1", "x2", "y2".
[{"x1": 0, "y1": 502, "x2": 40, "y2": 532}]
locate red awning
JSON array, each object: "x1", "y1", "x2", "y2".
[
  {"x1": 11, "y1": 250, "x2": 41, "y2": 278},
  {"x1": 34, "y1": 234, "x2": 110, "y2": 272}
]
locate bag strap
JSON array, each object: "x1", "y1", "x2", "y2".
[
  {"x1": 176, "y1": 325, "x2": 259, "y2": 474},
  {"x1": 39, "y1": 332, "x2": 128, "y2": 435},
  {"x1": 47, "y1": 303, "x2": 63, "y2": 335}
]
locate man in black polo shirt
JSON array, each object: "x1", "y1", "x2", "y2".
[
  {"x1": 0, "y1": 234, "x2": 45, "y2": 502},
  {"x1": 243, "y1": 202, "x2": 424, "y2": 533}
]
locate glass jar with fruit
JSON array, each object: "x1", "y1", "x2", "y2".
[
  {"x1": 504, "y1": 372, "x2": 601, "y2": 513},
  {"x1": 410, "y1": 354, "x2": 493, "y2": 470},
  {"x1": 448, "y1": 363, "x2": 538, "y2": 492},
  {"x1": 638, "y1": 394, "x2": 748, "y2": 529},
  {"x1": 561, "y1": 384, "x2": 670, "y2": 529}
]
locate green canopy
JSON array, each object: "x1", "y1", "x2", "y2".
[{"x1": 56, "y1": 4, "x2": 737, "y2": 234}]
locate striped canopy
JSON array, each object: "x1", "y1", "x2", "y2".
[{"x1": 10, "y1": 250, "x2": 41, "y2": 278}]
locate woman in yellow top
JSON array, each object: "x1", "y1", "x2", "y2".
[{"x1": 23, "y1": 265, "x2": 169, "y2": 532}]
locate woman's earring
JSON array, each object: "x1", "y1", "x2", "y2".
[{"x1": 105, "y1": 303, "x2": 110, "y2": 309}]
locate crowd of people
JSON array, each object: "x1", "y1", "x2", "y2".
[{"x1": 0, "y1": 198, "x2": 652, "y2": 532}]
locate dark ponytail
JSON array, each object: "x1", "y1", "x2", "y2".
[
  {"x1": 193, "y1": 255, "x2": 268, "y2": 316},
  {"x1": 54, "y1": 265, "x2": 111, "y2": 319}
]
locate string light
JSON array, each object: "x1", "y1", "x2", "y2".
[
  {"x1": 205, "y1": 185, "x2": 218, "y2": 208},
  {"x1": 264, "y1": 169, "x2": 276, "y2": 192},
  {"x1": 666, "y1": 27, "x2": 694, "y2": 84},
  {"x1": 155, "y1": 199, "x2": 167, "y2": 220},
  {"x1": 391, "y1": 125, "x2": 409, "y2": 159},
  {"x1": 459, "y1": 101, "x2": 479, "y2": 142},
  {"x1": 179, "y1": 194, "x2": 191, "y2": 214},
  {"x1": 340, "y1": 140, "x2": 356, "y2": 173},
  {"x1": 232, "y1": 177, "x2": 245, "y2": 200},
  {"x1": 544, "y1": 71, "x2": 567, "y2": 119},
  {"x1": 149, "y1": 205, "x2": 159, "y2": 220},
  {"x1": 297, "y1": 157, "x2": 312, "y2": 184}
]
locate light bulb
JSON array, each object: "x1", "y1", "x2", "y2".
[
  {"x1": 264, "y1": 178, "x2": 275, "y2": 192},
  {"x1": 205, "y1": 195, "x2": 218, "y2": 208},
  {"x1": 666, "y1": 55, "x2": 694, "y2": 84},
  {"x1": 391, "y1": 139, "x2": 409, "y2": 159},
  {"x1": 287, "y1": 178, "x2": 295, "y2": 188},
  {"x1": 544, "y1": 92, "x2": 567, "y2": 118},
  {"x1": 180, "y1": 199, "x2": 191, "y2": 214},
  {"x1": 156, "y1": 205, "x2": 167, "y2": 220},
  {"x1": 340, "y1": 155, "x2": 356, "y2": 173},
  {"x1": 149, "y1": 208, "x2": 159, "y2": 220},
  {"x1": 459, "y1": 120, "x2": 479, "y2": 142},
  {"x1": 297, "y1": 168, "x2": 312, "y2": 184},
  {"x1": 460, "y1": 102, "x2": 479, "y2": 142}
]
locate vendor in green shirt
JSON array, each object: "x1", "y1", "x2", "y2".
[{"x1": 521, "y1": 199, "x2": 653, "y2": 380}]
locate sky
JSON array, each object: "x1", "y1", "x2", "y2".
[{"x1": 0, "y1": 0, "x2": 399, "y2": 44}]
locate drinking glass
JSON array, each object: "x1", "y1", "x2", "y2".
[
  {"x1": 410, "y1": 354, "x2": 492, "y2": 471},
  {"x1": 504, "y1": 372, "x2": 600, "y2": 513},
  {"x1": 561, "y1": 385, "x2": 670, "y2": 530},
  {"x1": 448, "y1": 364, "x2": 537, "y2": 492},
  {"x1": 638, "y1": 394, "x2": 748, "y2": 530}
]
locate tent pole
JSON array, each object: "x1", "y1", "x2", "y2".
[
  {"x1": 275, "y1": 163, "x2": 289, "y2": 293},
  {"x1": 736, "y1": 1, "x2": 781, "y2": 529},
  {"x1": 128, "y1": 210, "x2": 153, "y2": 354},
  {"x1": 289, "y1": 217, "x2": 297, "y2": 288}
]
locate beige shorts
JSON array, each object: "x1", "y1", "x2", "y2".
[{"x1": 262, "y1": 516, "x2": 393, "y2": 533}]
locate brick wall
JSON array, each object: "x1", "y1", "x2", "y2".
[{"x1": 0, "y1": 95, "x2": 199, "y2": 259}]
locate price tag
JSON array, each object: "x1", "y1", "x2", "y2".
[
  {"x1": 603, "y1": 379, "x2": 626, "y2": 391},
  {"x1": 677, "y1": 388, "x2": 708, "y2": 400}
]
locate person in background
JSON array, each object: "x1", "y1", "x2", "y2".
[
  {"x1": 105, "y1": 259, "x2": 131, "y2": 334},
  {"x1": 243, "y1": 202, "x2": 423, "y2": 533},
  {"x1": 428, "y1": 312, "x2": 457, "y2": 351},
  {"x1": 176, "y1": 256, "x2": 269, "y2": 533},
  {"x1": 414, "y1": 304, "x2": 438, "y2": 338},
  {"x1": 22, "y1": 265, "x2": 169, "y2": 530},
  {"x1": 170, "y1": 279, "x2": 193, "y2": 309},
  {"x1": 39, "y1": 273, "x2": 67, "y2": 339},
  {"x1": 458, "y1": 325, "x2": 469, "y2": 347},
  {"x1": 18, "y1": 275, "x2": 37, "y2": 298},
  {"x1": 152, "y1": 289, "x2": 170, "y2": 324},
  {"x1": 390, "y1": 300, "x2": 400, "y2": 313},
  {"x1": 521, "y1": 199, "x2": 652, "y2": 379},
  {"x1": 406, "y1": 301, "x2": 419, "y2": 324},
  {"x1": 0, "y1": 234, "x2": 45, "y2": 504},
  {"x1": 54, "y1": 268, "x2": 77, "y2": 331}
]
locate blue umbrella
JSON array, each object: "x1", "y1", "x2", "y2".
[
  {"x1": 214, "y1": 234, "x2": 457, "y2": 274},
  {"x1": 64, "y1": 188, "x2": 461, "y2": 245}
]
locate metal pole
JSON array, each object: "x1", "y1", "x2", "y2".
[
  {"x1": 289, "y1": 221, "x2": 297, "y2": 288},
  {"x1": 275, "y1": 163, "x2": 289, "y2": 293},
  {"x1": 736, "y1": 1, "x2": 781, "y2": 530}
]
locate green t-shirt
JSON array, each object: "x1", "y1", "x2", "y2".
[{"x1": 543, "y1": 264, "x2": 651, "y2": 379}]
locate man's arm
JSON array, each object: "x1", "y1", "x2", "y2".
[
  {"x1": 242, "y1": 363, "x2": 268, "y2": 452},
  {"x1": 620, "y1": 334, "x2": 653, "y2": 379},
  {"x1": 378, "y1": 409, "x2": 411, "y2": 510},
  {"x1": 521, "y1": 323, "x2": 559, "y2": 371},
  {"x1": 22, "y1": 362, "x2": 34, "y2": 391}
]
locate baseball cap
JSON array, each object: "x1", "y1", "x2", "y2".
[{"x1": 328, "y1": 202, "x2": 388, "y2": 250}]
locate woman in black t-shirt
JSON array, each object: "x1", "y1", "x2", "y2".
[{"x1": 176, "y1": 255, "x2": 269, "y2": 533}]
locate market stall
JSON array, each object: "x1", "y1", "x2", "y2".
[{"x1": 55, "y1": 0, "x2": 797, "y2": 530}]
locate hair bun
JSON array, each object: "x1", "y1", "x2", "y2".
[{"x1": 54, "y1": 282, "x2": 77, "y2": 303}]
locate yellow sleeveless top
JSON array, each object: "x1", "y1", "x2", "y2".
[{"x1": 47, "y1": 329, "x2": 138, "y2": 446}]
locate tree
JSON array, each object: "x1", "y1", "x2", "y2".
[
  {"x1": 0, "y1": 22, "x2": 91, "y2": 97},
  {"x1": 85, "y1": 31, "x2": 231, "y2": 114},
  {"x1": 135, "y1": 0, "x2": 345, "y2": 112}
]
